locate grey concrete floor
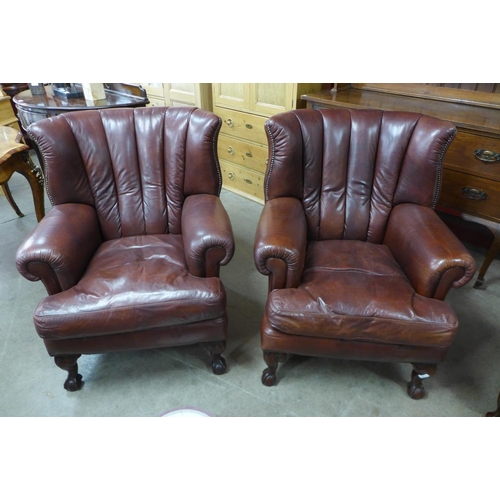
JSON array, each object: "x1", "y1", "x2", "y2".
[{"x1": 1, "y1": 167, "x2": 499, "y2": 417}]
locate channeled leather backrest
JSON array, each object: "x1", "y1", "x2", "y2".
[
  {"x1": 265, "y1": 108, "x2": 456, "y2": 243},
  {"x1": 28, "y1": 106, "x2": 222, "y2": 240}
]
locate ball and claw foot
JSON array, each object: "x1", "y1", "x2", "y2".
[
  {"x1": 212, "y1": 355, "x2": 226, "y2": 375},
  {"x1": 407, "y1": 363, "x2": 437, "y2": 400},
  {"x1": 64, "y1": 372, "x2": 83, "y2": 392},
  {"x1": 261, "y1": 351, "x2": 287, "y2": 387},
  {"x1": 202, "y1": 341, "x2": 227, "y2": 375},
  {"x1": 54, "y1": 354, "x2": 83, "y2": 392},
  {"x1": 261, "y1": 368, "x2": 277, "y2": 387}
]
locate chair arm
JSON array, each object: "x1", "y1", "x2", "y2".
[
  {"x1": 384, "y1": 203, "x2": 476, "y2": 299},
  {"x1": 15, "y1": 204, "x2": 102, "y2": 295},
  {"x1": 181, "y1": 194, "x2": 235, "y2": 278},
  {"x1": 254, "y1": 197, "x2": 307, "y2": 291}
]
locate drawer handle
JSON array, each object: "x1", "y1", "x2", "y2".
[
  {"x1": 228, "y1": 172, "x2": 235, "y2": 180},
  {"x1": 227, "y1": 146, "x2": 234, "y2": 155},
  {"x1": 226, "y1": 118, "x2": 234, "y2": 128},
  {"x1": 461, "y1": 187, "x2": 488, "y2": 200},
  {"x1": 245, "y1": 123, "x2": 253, "y2": 129},
  {"x1": 245, "y1": 152, "x2": 253, "y2": 158},
  {"x1": 244, "y1": 178, "x2": 253, "y2": 184},
  {"x1": 474, "y1": 149, "x2": 500, "y2": 162}
]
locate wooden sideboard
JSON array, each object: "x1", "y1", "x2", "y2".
[{"x1": 302, "y1": 84, "x2": 500, "y2": 287}]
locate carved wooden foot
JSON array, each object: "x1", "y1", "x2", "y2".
[
  {"x1": 261, "y1": 351, "x2": 287, "y2": 387},
  {"x1": 486, "y1": 391, "x2": 500, "y2": 417},
  {"x1": 407, "y1": 363, "x2": 437, "y2": 400},
  {"x1": 473, "y1": 228, "x2": 500, "y2": 289},
  {"x1": 202, "y1": 341, "x2": 227, "y2": 375},
  {"x1": 1, "y1": 182, "x2": 24, "y2": 217},
  {"x1": 54, "y1": 355, "x2": 83, "y2": 391}
]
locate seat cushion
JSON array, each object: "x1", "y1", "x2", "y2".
[
  {"x1": 266, "y1": 240, "x2": 458, "y2": 348},
  {"x1": 34, "y1": 234, "x2": 226, "y2": 340}
]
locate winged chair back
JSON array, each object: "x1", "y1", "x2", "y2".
[
  {"x1": 254, "y1": 107, "x2": 476, "y2": 399},
  {"x1": 17, "y1": 106, "x2": 235, "y2": 391},
  {"x1": 28, "y1": 106, "x2": 222, "y2": 240},
  {"x1": 264, "y1": 108, "x2": 456, "y2": 243}
]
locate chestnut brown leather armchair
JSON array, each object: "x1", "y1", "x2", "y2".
[
  {"x1": 254, "y1": 108, "x2": 476, "y2": 399},
  {"x1": 16, "y1": 106, "x2": 234, "y2": 391}
]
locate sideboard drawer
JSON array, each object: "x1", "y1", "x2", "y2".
[
  {"x1": 439, "y1": 168, "x2": 500, "y2": 221},
  {"x1": 444, "y1": 132, "x2": 500, "y2": 181},
  {"x1": 220, "y1": 160, "x2": 265, "y2": 201},
  {"x1": 218, "y1": 134, "x2": 268, "y2": 173},
  {"x1": 215, "y1": 106, "x2": 268, "y2": 144}
]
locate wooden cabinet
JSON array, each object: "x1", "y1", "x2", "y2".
[
  {"x1": 213, "y1": 83, "x2": 322, "y2": 203},
  {"x1": 301, "y1": 84, "x2": 500, "y2": 286},
  {"x1": 138, "y1": 83, "x2": 212, "y2": 110},
  {"x1": 0, "y1": 95, "x2": 20, "y2": 130},
  {"x1": 439, "y1": 132, "x2": 500, "y2": 222}
]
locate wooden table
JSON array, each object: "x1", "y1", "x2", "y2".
[
  {"x1": 13, "y1": 83, "x2": 149, "y2": 133},
  {"x1": 302, "y1": 89, "x2": 500, "y2": 288},
  {"x1": 0, "y1": 126, "x2": 44, "y2": 222}
]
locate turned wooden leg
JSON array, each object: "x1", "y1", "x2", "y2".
[
  {"x1": 1, "y1": 182, "x2": 24, "y2": 217},
  {"x1": 474, "y1": 228, "x2": 500, "y2": 289},
  {"x1": 407, "y1": 363, "x2": 437, "y2": 400},
  {"x1": 15, "y1": 153, "x2": 45, "y2": 222},
  {"x1": 486, "y1": 391, "x2": 500, "y2": 417},
  {"x1": 202, "y1": 341, "x2": 227, "y2": 375},
  {"x1": 261, "y1": 351, "x2": 287, "y2": 387},
  {"x1": 54, "y1": 354, "x2": 83, "y2": 391}
]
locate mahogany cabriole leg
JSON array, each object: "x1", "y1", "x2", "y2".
[
  {"x1": 54, "y1": 354, "x2": 83, "y2": 391},
  {"x1": 202, "y1": 341, "x2": 227, "y2": 375},
  {"x1": 261, "y1": 351, "x2": 287, "y2": 387},
  {"x1": 1, "y1": 182, "x2": 24, "y2": 217},
  {"x1": 474, "y1": 228, "x2": 500, "y2": 289},
  {"x1": 485, "y1": 391, "x2": 500, "y2": 417},
  {"x1": 407, "y1": 363, "x2": 437, "y2": 400},
  {"x1": 15, "y1": 152, "x2": 45, "y2": 222}
]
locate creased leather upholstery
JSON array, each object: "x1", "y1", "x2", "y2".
[
  {"x1": 28, "y1": 107, "x2": 222, "y2": 240},
  {"x1": 15, "y1": 106, "x2": 234, "y2": 389},
  {"x1": 34, "y1": 235, "x2": 226, "y2": 340},
  {"x1": 266, "y1": 240, "x2": 458, "y2": 348},
  {"x1": 255, "y1": 108, "x2": 476, "y2": 393}
]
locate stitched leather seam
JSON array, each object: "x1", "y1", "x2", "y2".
[
  {"x1": 433, "y1": 129, "x2": 457, "y2": 209},
  {"x1": 267, "y1": 303, "x2": 458, "y2": 327},
  {"x1": 26, "y1": 261, "x2": 62, "y2": 291},
  {"x1": 213, "y1": 117, "x2": 223, "y2": 195},
  {"x1": 264, "y1": 120, "x2": 275, "y2": 201},
  {"x1": 27, "y1": 129, "x2": 54, "y2": 206},
  {"x1": 36, "y1": 294, "x2": 226, "y2": 317}
]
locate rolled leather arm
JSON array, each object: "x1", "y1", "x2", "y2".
[
  {"x1": 254, "y1": 197, "x2": 307, "y2": 290},
  {"x1": 15, "y1": 203, "x2": 102, "y2": 295},
  {"x1": 181, "y1": 194, "x2": 235, "y2": 278},
  {"x1": 384, "y1": 203, "x2": 476, "y2": 300}
]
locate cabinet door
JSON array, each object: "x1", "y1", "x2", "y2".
[
  {"x1": 165, "y1": 83, "x2": 198, "y2": 107},
  {"x1": 138, "y1": 83, "x2": 165, "y2": 99},
  {"x1": 165, "y1": 83, "x2": 212, "y2": 110},
  {"x1": 213, "y1": 83, "x2": 249, "y2": 110},
  {"x1": 248, "y1": 83, "x2": 296, "y2": 116}
]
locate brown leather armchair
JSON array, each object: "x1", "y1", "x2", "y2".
[
  {"x1": 16, "y1": 106, "x2": 235, "y2": 391},
  {"x1": 254, "y1": 108, "x2": 476, "y2": 399}
]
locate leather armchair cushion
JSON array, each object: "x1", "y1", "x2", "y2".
[
  {"x1": 266, "y1": 240, "x2": 458, "y2": 348},
  {"x1": 33, "y1": 234, "x2": 226, "y2": 340}
]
